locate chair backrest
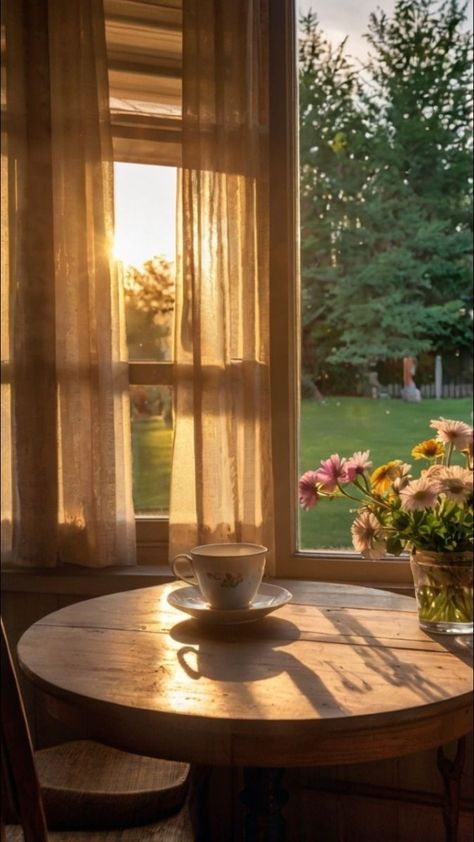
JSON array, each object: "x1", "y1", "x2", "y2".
[{"x1": 1, "y1": 619, "x2": 48, "y2": 842}]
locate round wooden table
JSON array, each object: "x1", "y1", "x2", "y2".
[{"x1": 18, "y1": 580, "x2": 473, "y2": 840}]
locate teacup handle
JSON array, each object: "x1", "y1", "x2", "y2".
[{"x1": 172, "y1": 553, "x2": 197, "y2": 586}]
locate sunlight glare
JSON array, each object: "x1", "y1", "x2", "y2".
[{"x1": 113, "y1": 163, "x2": 177, "y2": 268}]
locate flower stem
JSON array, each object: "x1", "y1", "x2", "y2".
[
  {"x1": 335, "y1": 482, "x2": 367, "y2": 505},
  {"x1": 445, "y1": 441, "x2": 454, "y2": 467},
  {"x1": 353, "y1": 476, "x2": 391, "y2": 509}
]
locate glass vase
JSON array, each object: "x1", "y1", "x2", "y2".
[{"x1": 410, "y1": 550, "x2": 473, "y2": 635}]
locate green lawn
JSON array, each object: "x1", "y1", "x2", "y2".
[
  {"x1": 132, "y1": 397, "x2": 473, "y2": 548},
  {"x1": 132, "y1": 417, "x2": 172, "y2": 512},
  {"x1": 299, "y1": 397, "x2": 472, "y2": 549}
]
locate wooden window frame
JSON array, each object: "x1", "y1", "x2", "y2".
[
  {"x1": 114, "y1": 160, "x2": 176, "y2": 565},
  {"x1": 107, "y1": 0, "x2": 182, "y2": 563},
  {"x1": 268, "y1": 0, "x2": 412, "y2": 589}
]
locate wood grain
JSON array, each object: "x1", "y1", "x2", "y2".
[{"x1": 17, "y1": 582, "x2": 473, "y2": 768}]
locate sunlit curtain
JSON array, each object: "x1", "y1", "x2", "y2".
[
  {"x1": 1, "y1": 0, "x2": 136, "y2": 567},
  {"x1": 170, "y1": 0, "x2": 275, "y2": 570}
]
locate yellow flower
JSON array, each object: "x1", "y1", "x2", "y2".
[
  {"x1": 411, "y1": 438, "x2": 445, "y2": 460},
  {"x1": 370, "y1": 460, "x2": 409, "y2": 494}
]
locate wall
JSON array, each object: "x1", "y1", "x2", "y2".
[{"x1": 2, "y1": 570, "x2": 472, "y2": 841}]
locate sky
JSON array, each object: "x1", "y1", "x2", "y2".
[
  {"x1": 298, "y1": 0, "x2": 473, "y2": 60},
  {"x1": 298, "y1": 0, "x2": 395, "y2": 61},
  {"x1": 114, "y1": 163, "x2": 177, "y2": 266},
  {"x1": 114, "y1": 0, "x2": 473, "y2": 268}
]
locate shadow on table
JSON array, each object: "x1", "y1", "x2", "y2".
[
  {"x1": 170, "y1": 616, "x2": 352, "y2": 715},
  {"x1": 170, "y1": 615, "x2": 301, "y2": 645},
  {"x1": 423, "y1": 632, "x2": 473, "y2": 667},
  {"x1": 322, "y1": 610, "x2": 459, "y2": 703}
]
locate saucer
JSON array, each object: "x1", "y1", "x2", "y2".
[{"x1": 167, "y1": 583, "x2": 292, "y2": 624}]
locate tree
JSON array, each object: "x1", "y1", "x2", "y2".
[
  {"x1": 299, "y1": 2, "x2": 473, "y2": 386},
  {"x1": 124, "y1": 256, "x2": 175, "y2": 361},
  {"x1": 298, "y1": 13, "x2": 367, "y2": 392},
  {"x1": 124, "y1": 256, "x2": 175, "y2": 423}
]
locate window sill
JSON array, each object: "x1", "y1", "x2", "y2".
[
  {"x1": 1, "y1": 564, "x2": 173, "y2": 596},
  {"x1": 278, "y1": 552, "x2": 414, "y2": 590},
  {"x1": 1, "y1": 560, "x2": 413, "y2": 598}
]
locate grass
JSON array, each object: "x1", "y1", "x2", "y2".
[
  {"x1": 132, "y1": 417, "x2": 172, "y2": 512},
  {"x1": 299, "y1": 396, "x2": 472, "y2": 549},
  {"x1": 132, "y1": 397, "x2": 473, "y2": 548}
]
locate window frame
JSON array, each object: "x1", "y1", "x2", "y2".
[
  {"x1": 107, "y1": 0, "x2": 182, "y2": 564},
  {"x1": 113, "y1": 152, "x2": 177, "y2": 564},
  {"x1": 268, "y1": 0, "x2": 412, "y2": 587}
]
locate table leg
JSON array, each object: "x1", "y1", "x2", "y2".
[
  {"x1": 437, "y1": 737, "x2": 466, "y2": 842},
  {"x1": 240, "y1": 767, "x2": 288, "y2": 841}
]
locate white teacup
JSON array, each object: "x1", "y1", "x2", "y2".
[{"x1": 171, "y1": 543, "x2": 267, "y2": 609}]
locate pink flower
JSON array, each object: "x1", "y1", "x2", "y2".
[
  {"x1": 430, "y1": 418, "x2": 473, "y2": 451},
  {"x1": 422, "y1": 464, "x2": 445, "y2": 479},
  {"x1": 345, "y1": 450, "x2": 372, "y2": 476},
  {"x1": 351, "y1": 510, "x2": 386, "y2": 559},
  {"x1": 298, "y1": 471, "x2": 319, "y2": 511},
  {"x1": 314, "y1": 454, "x2": 353, "y2": 491},
  {"x1": 437, "y1": 466, "x2": 473, "y2": 503},
  {"x1": 390, "y1": 462, "x2": 412, "y2": 493},
  {"x1": 399, "y1": 476, "x2": 440, "y2": 511},
  {"x1": 464, "y1": 430, "x2": 474, "y2": 461}
]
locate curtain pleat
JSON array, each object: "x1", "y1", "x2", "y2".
[
  {"x1": 170, "y1": 0, "x2": 275, "y2": 570},
  {"x1": 1, "y1": 0, "x2": 136, "y2": 567}
]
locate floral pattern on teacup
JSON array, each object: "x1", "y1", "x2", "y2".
[{"x1": 206, "y1": 571, "x2": 244, "y2": 589}]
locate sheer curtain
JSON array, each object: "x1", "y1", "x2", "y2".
[
  {"x1": 170, "y1": 0, "x2": 275, "y2": 570},
  {"x1": 1, "y1": 0, "x2": 136, "y2": 568}
]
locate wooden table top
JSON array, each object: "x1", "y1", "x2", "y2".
[{"x1": 18, "y1": 580, "x2": 473, "y2": 768}]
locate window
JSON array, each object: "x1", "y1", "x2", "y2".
[
  {"x1": 278, "y1": 0, "x2": 472, "y2": 584},
  {"x1": 106, "y1": 0, "x2": 413, "y2": 580},
  {"x1": 106, "y1": 0, "x2": 472, "y2": 582},
  {"x1": 114, "y1": 162, "x2": 176, "y2": 519},
  {"x1": 297, "y1": 1, "x2": 473, "y2": 565},
  {"x1": 106, "y1": 0, "x2": 182, "y2": 563},
  {"x1": 267, "y1": 2, "x2": 385, "y2": 584}
]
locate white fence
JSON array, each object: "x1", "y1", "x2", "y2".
[{"x1": 386, "y1": 382, "x2": 472, "y2": 398}]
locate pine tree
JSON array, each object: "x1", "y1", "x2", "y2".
[
  {"x1": 326, "y1": 0, "x2": 473, "y2": 367},
  {"x1": 299, "y1": 2, "x2": 473, "y2": 386},
  {"x1": 299, "y1": 13, "x2": 367, "y2": 391}
]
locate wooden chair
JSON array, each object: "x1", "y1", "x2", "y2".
[{"x1": 1, "y1": 619, "x2": 201, "y2": 841}]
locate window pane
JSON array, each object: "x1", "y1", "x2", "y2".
[
  {"x1": 114, "y1": 163, "x2": 176, "y2": 361},
  {"x1": 123, "y1": 257, "x2": 175, "y2": 361},
  {"x1": 131, "y1": 385, "x2": 173, "y2": 514},
  {"x1": 298, "y1": 2, "x2": 473, "y2": 552}
]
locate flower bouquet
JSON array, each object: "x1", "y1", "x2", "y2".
[{"x1": 299, "y1": 418, "x2": 473, "y2": 633}]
